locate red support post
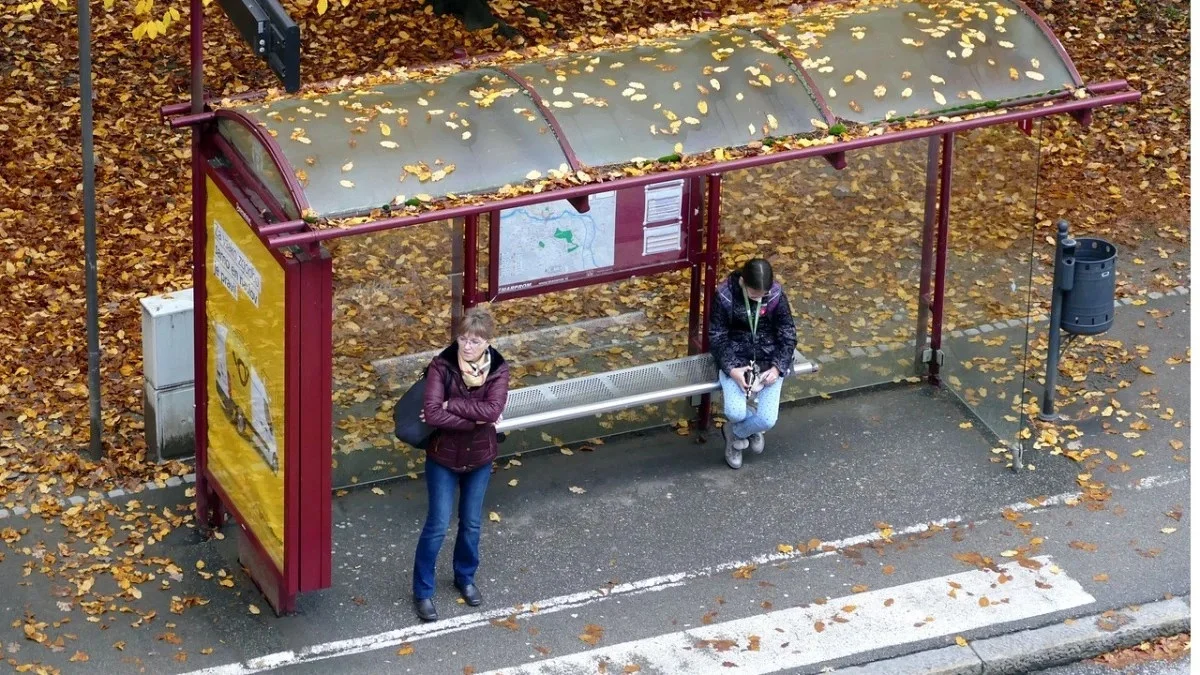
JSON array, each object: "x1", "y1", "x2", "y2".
[
  {"x1": 914, "y1": 136, "x2": 940, "y2": 374},
  {"x1": 928, "y1": 133, "x2": 954, "y2": 384},
  {"x1": 699, "y1": 173, "x2": 722, "y2": 431},
  {"x1": 464, "y1": 214, "x2": 479, "y2": 308},
  {"x1": 687, "y1": 176, "x2": 704, "y2": 355}
]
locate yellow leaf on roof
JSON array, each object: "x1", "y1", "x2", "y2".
[
  {"x1": 1025, "y1": 71, "x2": 1045, "y2": 81},
  {"x1": 855, "y1": 69, "x2": 867, "y2": 80},
  {"x1": 933, "y1": 90, "x2": 947, "y2": 105},
  {"x1": 710, "y1": 78, "x2": 721, "y2": 90},
  {"x1": 380, "y1": 140, "x2": 398, "y2": 149},
  {"x1": 525, "y1": 170, "x2": 541, "y2": 180},
  {"x1": 930, "y1": 74, "x2": 946, "y2": 84},
  {"x1": 674, "y1": 142, "x2": 683, "y2": 154},
  {"x1": 461, "y1": 131, "x2": 472, "y2": 140},
  {"x1": 766, "y1": 114, "x2": 778, "y2": 130},
  {"x1": 339, "y1": 179, "x2": 354, "y2": 188},
  {"x1": 380, "y1": 122, "x2": 391, "y2": 136},
  {"x1": 697, "y1": 100, "x2": 708, "y2": 115},
  {"x1": 341, "y1": 162, "x2": 353, "y2": 172}
]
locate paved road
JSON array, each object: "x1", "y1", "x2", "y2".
[
  {"x1": 0, "y1": 294, "x2": 1188, "y2": 674},
  {"x1": 1034, "y1": 655, "x2": 1190, "y2": 675}
]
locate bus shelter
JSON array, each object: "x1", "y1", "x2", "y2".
[{"x1": 163, "y1": 0, "x2": 1139, "y2": 613}]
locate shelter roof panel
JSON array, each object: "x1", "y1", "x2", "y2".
[
  {"x1": 237, "y1": 70, "x2": 573, "y2": 218},
  {"x1": 217, "y1": 117, "x2": 302, "y2": 220},
  {"x1": 507, "y1": 30, "x2": 826, "y2": 168},
  {"x1": 769, "y1": 0, "x2": 1079, "y2": 123}
]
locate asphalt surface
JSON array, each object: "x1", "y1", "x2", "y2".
[{"x1": 0, "y1": 293, "x2": 1188, "y2": 674}]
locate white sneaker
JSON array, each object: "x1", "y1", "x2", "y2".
[{"x1": 749, "y1": 432, "x2": 765, "y2": 454}]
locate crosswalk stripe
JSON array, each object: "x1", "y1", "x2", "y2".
[{"x1": 480, "y1": 556, "x2": 1093, "y2": 675}]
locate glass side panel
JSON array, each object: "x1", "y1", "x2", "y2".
[
  {"x1": 238, "y1": 70, "x2": 572, "y2": 218},
  {"x1": 509, "y1": 29, "x2": 823, "y2": 168},
  {"x1": 769, "y1": 0, "x2": 1076, "y2": 123},
  {"x1": 939, "y1": 124, "x2": 1041, "y2": 456},
  {"x1": 719, "y1": 140, "x2": 933, "y2": 405},
  {"x1": 216, "y1": 118, "x2": 300, "y2": 220}
]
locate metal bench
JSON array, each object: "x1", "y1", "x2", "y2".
[{"x1": 495, "y1": 350, "x2": 819, "y2": 433}]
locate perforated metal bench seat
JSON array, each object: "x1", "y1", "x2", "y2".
[{"x1": 494, "y1": 350, "x2": 818, "y2": 433}]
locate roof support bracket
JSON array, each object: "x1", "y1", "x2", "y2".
[
  {"x1": 823, "y1": 151, "x2": 847, "y2": 170},
  {"x1": 568, "y1": 195, "x2": 590, "y2": 214},
  {"x1": 1016, "y1": 119, "x2": 1034, "y2": 136}
]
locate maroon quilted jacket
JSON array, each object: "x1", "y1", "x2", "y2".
[{"x1": 422, "y1": 343, "x2": 510, "y2": 472}]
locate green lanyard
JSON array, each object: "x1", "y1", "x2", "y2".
[{"x1": 742, "y1": 290, "x2": 762, "y2": 341}]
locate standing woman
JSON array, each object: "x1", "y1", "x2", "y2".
[
  {"x1": 708, "y1": 258, "x2": 797, "y2": 470},
  {"x1": 413, "y1": 306, "x2": 510, "y2": 622}
]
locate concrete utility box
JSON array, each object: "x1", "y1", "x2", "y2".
[{"x1": 141, "y1": 289, "x2": 195, "y2": 461}]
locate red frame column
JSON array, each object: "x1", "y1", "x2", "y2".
[{"x1": 928, "y1": 133, "x2": 955, "y2": 384}]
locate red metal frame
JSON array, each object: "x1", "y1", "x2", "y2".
[
  {"x1": 914, "y1": 135, "x2": 940, "y2": 372},
  {"x1": 213, "y1": 109, "x2": 311, "y2": 217},
  {"x1": 928, "y1": 133, "x2": 954, "y2": 384},
  {"x1": 698, "y1": 173, "x2": 722, "y2": 431},
  {"x1": 213, "y1": 133, "x2": 292, "y2": 225},
  {"x1": 464, "y1": 214, "x2": 480, "y2": 308},
  {"x1": 686, "y1": 176, "x2": 705, "y2": 355},
  {"x1": 489, "y1": 66, "x2": 582, "y2": 172},
  {"x1": 265, "y1": 86, "x2": 1139, "y2": 250}
]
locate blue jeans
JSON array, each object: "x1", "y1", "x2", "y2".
[
  {"x1": 412, "y1": 460, "x2": 492, "y2": 600},
  {"x1": 719, "y1": 370, "x2": 783, "y2": 440}
]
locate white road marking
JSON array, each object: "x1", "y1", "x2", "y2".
[
  {"x1": 180, "y1": 474, "x2": 1186, "y2": 675},
  {"x1": 478, "y1": 556, "x2": 1094, "y2": 675}
]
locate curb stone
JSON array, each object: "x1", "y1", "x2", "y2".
[
  {"x1": 834, "y1": 596, "x2": 1190, "y2": 675},
  {"x1": 0, "y1": 472, "x2": 197, "y2": 520}
]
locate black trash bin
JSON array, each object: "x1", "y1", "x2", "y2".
[{"x1": 1060, "y1": 237, "x2": 1117, "y2": 335}]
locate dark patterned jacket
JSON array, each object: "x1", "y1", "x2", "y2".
[
  {"x1": 422, "y1": 343, "x2": 510, "y2": 472},
  {"x1": 709, "y1": 272, "x2": 798, "y2": 377}
]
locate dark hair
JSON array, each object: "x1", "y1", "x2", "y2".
[{"x1": 740, "y1": 258, "x2": 774, "y2": 292}]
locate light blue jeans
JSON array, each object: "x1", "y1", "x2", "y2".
[{"x1": 718, "y1": 370, "x2": 783, "y2": 440}]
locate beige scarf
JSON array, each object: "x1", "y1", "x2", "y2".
[{"x1": 458, "y1": 349, "x2": 491, "y2": 388}]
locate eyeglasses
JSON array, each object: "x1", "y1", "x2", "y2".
[{"x1": 457, "y1": 335, "x2": 487, "y2": 348}]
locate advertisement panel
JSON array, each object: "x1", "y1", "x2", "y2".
[{"x1": 205, "y1": 176, "x2": 287, "y2": 572}]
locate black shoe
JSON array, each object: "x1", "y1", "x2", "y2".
[
  {"x1": 455, "y1": 582, "x2": 482, "y2": 607},
  {"x1": 414, "y1": 597, "x2": 438, "y2": 622}
]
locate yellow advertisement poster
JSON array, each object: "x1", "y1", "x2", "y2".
[{"x1": 205, "y1": 177, "x2": 287, "y2": 571}]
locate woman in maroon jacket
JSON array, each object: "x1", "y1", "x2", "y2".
[{"x1": 412, "y1": 306, "x2": 510, "y2": 622}]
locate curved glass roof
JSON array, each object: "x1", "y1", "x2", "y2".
[{"x1": 223, "y1": 0, "x2": 1080, "y2": 219}]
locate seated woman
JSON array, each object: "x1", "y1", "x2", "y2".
[
  {"x1": 412, "y1": 306, "x2": 510, "y2": 622},
  {"x1": 708, "y1": 258, "x2": 797, "y2": 469}
]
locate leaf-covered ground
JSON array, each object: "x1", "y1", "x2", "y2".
[{"x1": 0, "y1": 0, "x2": 1189, "y2": 489}]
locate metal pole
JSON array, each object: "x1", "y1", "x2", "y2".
[
  {"x1": 913, "y1": 136, "x2": 940, "y2": 375},
  {"x1": 1039, "y1": 220, "x2": 1075, "y2": 420},
  {"x1": 928, "y1": 132, "x2": 954, "y2": 384},
  {"x1": 190, "y1": 0, "x2": 216, "y2": 532},
  {"x1": 79, "y1": 0, "x2": 103, "y2": 459}
]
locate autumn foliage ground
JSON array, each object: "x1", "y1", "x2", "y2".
[{"x1": 0, "y1": 0, "x2": 1190, "y2": 496}]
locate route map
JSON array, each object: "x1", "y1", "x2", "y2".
[{"x1": 497, "y1": 191, "x2": 616, "y2": 289}]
